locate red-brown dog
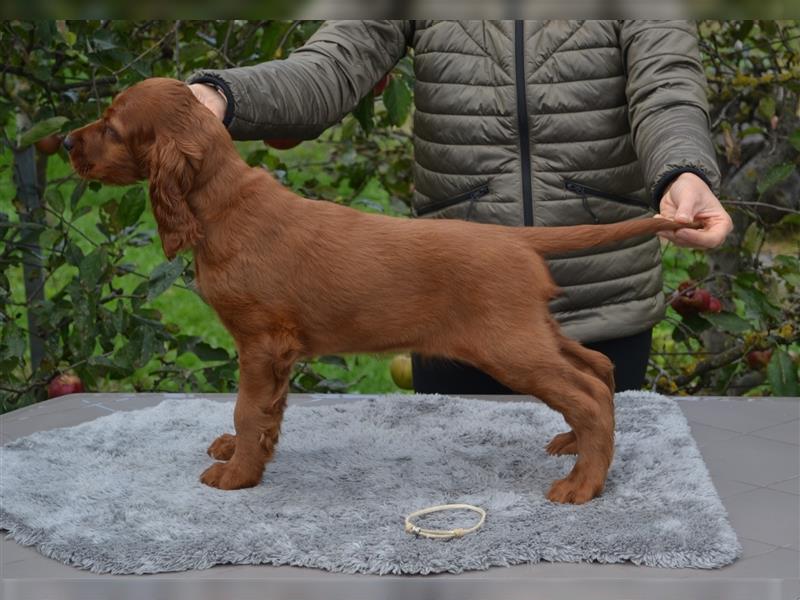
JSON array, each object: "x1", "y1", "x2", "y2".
[{"x1": 65, "y1": 78, "x2": 693, "y2": 504}]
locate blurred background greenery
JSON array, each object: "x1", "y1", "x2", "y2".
[{"x1": 1, "y1": 20, "x2": 798, "y2": 413}]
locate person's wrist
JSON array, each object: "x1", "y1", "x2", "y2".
[
  {"x1": 207, "y1": 84, "x2": 228, "y2": 108},
  {"x1": 654, "y1": 167, "x2": 714, "y2": 208}
]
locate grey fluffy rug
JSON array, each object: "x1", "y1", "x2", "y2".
[{"x1": 0, "y1": 392, "x2": 741, "y2": 575}]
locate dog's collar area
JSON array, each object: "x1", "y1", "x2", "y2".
[{"x1": 404, "y1": 503, "x2": 486, "y2": 540}]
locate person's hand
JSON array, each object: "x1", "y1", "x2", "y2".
[
  {"x1": 188, "y1": 83, "x2": 227, "y2": 121},
  {"x1": 658, "y1": 172, "x2": 733, "y2": 249}
]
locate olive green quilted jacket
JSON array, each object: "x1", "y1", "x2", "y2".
[{"x1": 190, "y1": 20, "x2": 720, "y2": 343}]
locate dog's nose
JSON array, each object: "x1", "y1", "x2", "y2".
[{"x1": 62, "y1": 135, "x2": 74, "y2": 152}]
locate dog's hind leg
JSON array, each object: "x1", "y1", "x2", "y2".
[
  {"x1": 201, "y1": 332, "x2": 298, "y2": 490},
  {"x1": 461, "y1": 328, "x2": 615, "y2": 505},
  {"x1": 545, "y1": 319, "x2": 615, "y2": 456}
]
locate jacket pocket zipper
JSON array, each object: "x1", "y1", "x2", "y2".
[
  {"x1": 416, "y1": 183, "x2": 490, "y2": 217},
  {"x1": 564, "y1": 179, "x2": 652, "y2": 223}
]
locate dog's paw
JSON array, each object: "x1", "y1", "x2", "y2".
[
  {"x1": 207, "y1": 433, "x2": 236, "y2": 461},
  {"x1": 546, "y1": 476, "x2": 601, "y2": 505},
  {"x1": 200, "y1": 461, "x2": 261, "y2": 490},
  {"x1": 545, "y1": 431, "x2": 577, "y2": 455}
]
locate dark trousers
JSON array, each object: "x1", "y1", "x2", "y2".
[{"x1": 412, "y1": 329, "x2": 652, "y2": 395}]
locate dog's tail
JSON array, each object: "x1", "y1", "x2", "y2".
[{"x1": 520, "y1": 217, "x2": 699, "y2": 257}]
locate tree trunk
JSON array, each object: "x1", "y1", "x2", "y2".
[{"x1": 12, "y1": 112, "x2": 46, "y2": 372}]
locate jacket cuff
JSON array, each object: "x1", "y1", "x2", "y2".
[
  {"x1": 651, "y1": 164, "x2": 716, "y2": 209},
  {"x1": 187, "y1": 73, "x2": 236, "y2": 129}
]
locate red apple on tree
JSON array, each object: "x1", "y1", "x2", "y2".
[
  {"x1": 746, "y1": 349, "x2": 773, "y2": 370},
  {"x1": 373, "y1": 74, "x2": 391, "y2": 96},
  {"x1": 692, "y1": 288, "x2": 711, "y2": 310},
  {"x1": 35, "y1": 134, "x2": 62, "y2": 156},
  {"x1": 670, "y1": 280, "x2": 723, "y2": 316},
  {"x1": 263, "y1": 138, "x2": 301, "y2": 150},
  {"x1": 47, "y1": 372, "x2": 84, "y2": 398}
]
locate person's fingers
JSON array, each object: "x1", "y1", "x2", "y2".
[
  {"x1": 659, "y1": 190, "x2": 677, "y2": 220},
  {"x1": 672, "y1": 188, "x2": 702, "y2": 224},
  {"x1": 661, "y1": 213, "x2": 732, "y2": 249},
  {"x1": 656, "y1": 229, "x2": 678, "y2": 243},
  {"x1": 672, "y1": 227, "x2": 721, "y2": 249}
]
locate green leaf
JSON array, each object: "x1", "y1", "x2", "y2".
[
  {"x1": 70, "y1": 180, "x2": 88, "y2": 210},
  {"x1": 756, "y1": 96, "x2": 776, "y2": 121},
  {"x1": 64, "y1": 240, "x2": 85, "y2": 266},
  {"x1": 72, "y1": 205, "x2": 92, "y2": 219},
  {"x1": 766, "y1": 349, "x2": 799, "y2": 396},
  {"x1": 687, "y1": 261, "x2": 709, "y2": 280},
  {"x1": 701, "y1": 311, "x2": 752, "y2": 334},
  {"x1": 318, "y1": 355, "x2": 348, "y2": 369},
  {"x1": 671, "y1": 313, "x2": 710, "y2": 342},
  {"x1": 777, "y1": 213, "x2": 800, "y2": 227},
  {"x1": 757, "y1": 163, "x2": 795, "y2": 195},
  {"x1": 39, "y1": 228, "x2": 62, "y2": 250},
  {"x1": 734, "y1": 20, "x2": 755, "y2": 40},
  {"x1": 789, "y1": 129, "x2": 800, "y2": 152},
  {"x1": 353, "y1": 94, "x2": 374, "y2": 135},
  {"x1": 91, "y1": 29, "x2": 118, "y2": 51},
  {"x1": 147, "y1": 257, "x2": 185, "y2": 301},
  {"x1": 0, "y1": 320, "x2": 27, "y2": 360},
  {"x1": 733, "y1": 279, "x2": 782, "y2": 322},
  {"x1": 740, "y1": 126, "x2": 765, "y2": 136},
  {"x1": 383, "y1": 77, "x2": 412, "y2": 126},
  {"x1": 88, "y1": 354, "x2": 125, "y2": 373},
  {"x1": 18, "y1": 116, "x2": 69, "y2": 147},
  {"x1": 260, "y1": 21, "x2": 292, "y2": 58},
  {"x1": 137, "y1": 327, "x2": 159, "y2": 366},
  {"x1": 760, "y1": 20, "x2": 779, "y2": 36},
  {"x1": 774, "y1": 254, "x2": 800, "y2": 269},
  {"x1": 79, "y1": 248, "x2": 108, "y2": 285},
  {"x1": 45, "y1": 188, "x2": 65, "y2": 213},
  {"x1": 117, "y1": 187, "x2": 146, "y2": 228},
  {"x1": 773, "y1": 254, "x2": 800, "y2": 287},
  {"x1": 191, "y1": 342, "x2": 231, "y2": 362}
]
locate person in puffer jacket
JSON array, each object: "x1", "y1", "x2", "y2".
[{"x1": 188, "y1": 20, "x2": 733, "y2": 394}]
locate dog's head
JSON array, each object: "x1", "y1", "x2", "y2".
[{"x1": 65, "y1": 78, "x2": 222, "y2": 258}]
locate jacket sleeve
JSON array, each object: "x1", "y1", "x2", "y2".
[
  {"x1": 188, "y1": 20, "x2": 412, "y2": 141},
  {"x1": 619, "y1": 20, "x2": 721, "y2": 205}
]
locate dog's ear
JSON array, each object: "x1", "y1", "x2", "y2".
[{"x1": 148, "y1": 136, "x2": 202, "y2": 259}]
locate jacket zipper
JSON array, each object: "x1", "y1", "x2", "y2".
[
  {"x1": 564, "y1": 180, "x2": 650, "y2": 208},
  {"x1": 564, "y1": 179, "x2": 652, "y2": 223},
  {"x1": 514, "y1": 20, "x2": 534, "y2": 226},
  {"x1": 415, "y1": 183, "x2": 490, "y2": 216}
]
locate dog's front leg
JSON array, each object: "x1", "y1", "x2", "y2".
[{"x1": 201, "y1": 341, "x2": 295, "y2": 490}]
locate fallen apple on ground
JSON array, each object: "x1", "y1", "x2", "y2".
[{"x1": 390, "y1": 354, "x2": 413, "y2": 390}]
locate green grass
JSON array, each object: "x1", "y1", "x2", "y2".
[{"x1": 2, "y1": 140, "x2": 405, "y2": 394}]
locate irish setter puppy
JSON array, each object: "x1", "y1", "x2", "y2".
[{"x1": 66, "y1": 78, "x2": 693, "y2": 504}]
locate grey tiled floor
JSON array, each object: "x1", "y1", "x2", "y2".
[{"x1": 1, "y1": 393, "x2": 799, "y2": 600}]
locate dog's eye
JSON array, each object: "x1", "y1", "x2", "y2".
[{"x1": 103, "y1": 124, "x2": 121, "y2": 142}]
